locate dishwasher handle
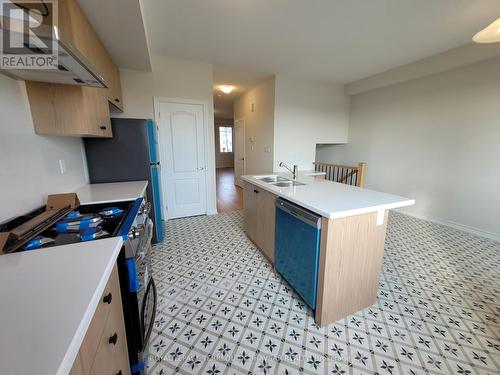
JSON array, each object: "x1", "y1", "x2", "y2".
[{"x1": 276, "y1": 198, "x2": 322, "y2": 229}]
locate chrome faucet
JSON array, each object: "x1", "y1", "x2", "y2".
[{"x1": 279, "y1": 162, "x2": 299, "y2": 180}]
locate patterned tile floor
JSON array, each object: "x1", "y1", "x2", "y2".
[{"x1": 147, "y1": 211, "x2": 500, "y2": 375}]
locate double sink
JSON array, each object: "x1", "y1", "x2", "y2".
[{"x1": 255, "y1": 175, "x2": 306, "y2": 187}]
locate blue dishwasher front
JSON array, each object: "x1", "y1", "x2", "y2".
[{"x1": 275, "y1": 198, "x2": 322, "y2": 309}]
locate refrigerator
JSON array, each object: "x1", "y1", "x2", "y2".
[{"x1": 84, "y1": 118, "x2": 164, "y2": 243}]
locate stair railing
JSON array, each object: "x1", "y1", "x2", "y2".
[{"x1": 313, "y1": 161, "x2": 367, "y2": 187}]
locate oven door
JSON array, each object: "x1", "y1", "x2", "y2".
[
  {"x1": 135, "y1": 219, "x2": 157, "y2": 357},
  {"x1": 119, "y1": 217, "x2": 157, "y2": 375}
]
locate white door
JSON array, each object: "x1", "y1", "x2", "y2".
[
  {"x1": 234, "y1": 119, "x2": 245, "y2": 187},
  {"x1": 158, "y1": 101, "x2": 207, "y2": 219}
]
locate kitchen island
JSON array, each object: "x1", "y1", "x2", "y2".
[{"x1": 242, "y1": 173, "x2": 415, "y2": 326}]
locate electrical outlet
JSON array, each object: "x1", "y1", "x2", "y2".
[{"x1": 59, "y1": 159, "x2": 66, "y2": 175}]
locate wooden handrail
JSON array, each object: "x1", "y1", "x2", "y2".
[
  {"x1": 313, "y1": 161, "x2": 367, "y2": 187},
  {"x1": 313, "y1": 161, "x2": 361, "y2": 170}
]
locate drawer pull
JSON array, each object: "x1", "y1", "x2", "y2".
[
  {"x1": 109, "y1": 332, "x2": 118, "y2": 345},
  {"x1": 100, "y1": 126, "x2": 107, "y2": 130},
  {"x1": 102, "y1": 292, "x2": 112, "y2": 304},
  {"x1": 114, "y1": 98, "x2": 120, "y2": 103},
  {"x1": 254, "y1": 189, "x2": 259, "y2": 194},
  {"x1": 116, "y1": 371, "x2": 122, "y2": 375}
]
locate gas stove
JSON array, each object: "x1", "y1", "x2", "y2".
[{"x1": 0, "y1": 197, "x2": 157, "y2": 375}]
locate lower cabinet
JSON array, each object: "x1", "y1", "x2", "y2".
[
  {"x1": 69, "y1": 265, "x2": 130, "y2": 375},
  {"x1": 243, "y1": 182, "x2": 276, "y2": 262}
]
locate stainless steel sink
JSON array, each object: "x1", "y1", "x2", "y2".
[
  {"x1": 272, "y1": 181, "x2": 305, "y2": 187},
  {"x1": 255, "y1": 175, "x2": 289, "y2": 183}
]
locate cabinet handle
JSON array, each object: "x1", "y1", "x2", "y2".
[
  {"x1": 114, "y1": 98, "x2": 120, "y2": 102},
  {"x1": 109, "y1": 332, "x2": 118, "y2": 345},
  {"x1": 102, "y1": 292, "x2": 112, "y2": 304},
  {"x1": 253, "y1": 189, "x2": 259, "y2": 194},
  {"x1": 116, "y1": 371, "x2": 122, "y2": 375},
  {"x1": 100, "y1": 126, "x2": 107, "y2": 130}
]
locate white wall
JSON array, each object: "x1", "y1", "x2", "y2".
[
  {"x1": 0, "y1": 75, "x2": 87, "y2": 222},
  {"x1": 115, "y1": 56, "x2": 217, "y2": 214},
  {"x1": 233, "y1": 78, "x2": 275, "y2": 175},
  {"x1": 320, "y1": 58, "x2": 500, "y2": 239},
  {"x1": 273, "y1": 75, "x2": 349, "y2": 172},
  {"x1": 214, "y1": 118, "x2": 234, "y2": 168}
]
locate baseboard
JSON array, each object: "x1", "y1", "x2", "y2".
[{"x1": 397, "y1": 210, "x2": 500, "y2": 242}]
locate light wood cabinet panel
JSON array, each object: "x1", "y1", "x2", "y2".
[
  {"x1": 315, "y1": 211, "x2": 388, "y2": 325},
  {"x1": 26, "y1": 82, "x2": 112, "y2": 137},
  {"x1": 255, "y1": 188, "x2": 276, "y2": 262},
  {"x1": 243, "y1": 182, "x2": 277, "y2": 263},
  {"x1": 243, "y1": 182, "x2": 257, "y2": 242},
  {"x1": 78, "y1": 266, "x2": 120, "y2": 374},
  {"x1": 69, "y1": 265, "x2": 129, "y2": 375},
  {"x1": 25, "y1": 0, "x2": 122, "y2": 137},
  {"x1": 60, "y1": 0, "x2": 123, "y2": 112},
  {"x1": 89, "y1": 280, "x2": 130, "y2": 375},
  {"x1": 69, "y1": 353, "x2": 84, "y2": 375}
]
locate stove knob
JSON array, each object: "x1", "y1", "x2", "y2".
[
  {"x1": 139, "y1": 202, "x2": 151, "y2": 216},
  {"x1": 128, "y1": 224, "x2": 145, "y2": 240}
]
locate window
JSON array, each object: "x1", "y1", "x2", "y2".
[{"x1": 219, "y1": 126, "x2": 233, "y2": 153}]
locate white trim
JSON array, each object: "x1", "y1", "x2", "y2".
[
  {"x1": 396, "y1": 210, "x2": 500, "y2": 242},
  {"x1": 153, "y1": 96, "x2": 217, "y2": 217},
  {"x1": 233, "y1": 117, "x2": 246, "y2": 188}
]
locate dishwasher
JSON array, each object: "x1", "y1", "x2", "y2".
[{"x1": 275, "y1": 198, "x2": 322, "y2": 310}]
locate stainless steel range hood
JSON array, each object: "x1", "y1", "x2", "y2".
[{"x1": 0, "y1": 24, "x2": 108, "y2": 88}]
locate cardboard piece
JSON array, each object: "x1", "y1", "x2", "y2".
[{"x1": 0, "y1": 193, "x2": 80, "y2": 254}]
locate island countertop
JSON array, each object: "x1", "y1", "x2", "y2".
[
  {"x1": 0, "y1": 237, "x2": 123, "y2": 375},
  {"x1": 242, "y1": 174, "x2": 415, "y2": 219}
]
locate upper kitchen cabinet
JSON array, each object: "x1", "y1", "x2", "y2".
[
  {"x1": 59, "y1": 0, "x2": 123, "y2": 111},
  {"x1": 25, "y1": 0, "x2": 123, "y2": 137}
]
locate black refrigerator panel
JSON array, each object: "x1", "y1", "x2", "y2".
[
  {"x1": 84, "y1": 119, "x2": 150, "y2": 182},
  {"x1": 84, "y1": 118, "x2": 160, "y2": 243}
]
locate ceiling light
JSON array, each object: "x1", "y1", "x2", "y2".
[
  {"x1": 473, "y1": 18, "x2": 500, "y2": 43},
  {"x1": 219, "y1": 85, "x2": 235, "y2": 94}
]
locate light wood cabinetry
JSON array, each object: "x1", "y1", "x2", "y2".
[
  {"x1": 243, "y1": 182, "x2": 277, "y2": 262},
  {"x1": 315, "y1": 211, "x2": 388, "y2": 325},
  {"x1": 25, "y1": 0, "x2": 123, "y2": 137},
  {"x1": 69, "y1": 265, "x2": 130, "y2": 375}
]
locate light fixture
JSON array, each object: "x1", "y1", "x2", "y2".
[
  {"x1": 473, "y1": 18, "x2": 500, "y2": 43},
  {"x1": 219, "y1": 85, "x2": 235, "y2": 94}
]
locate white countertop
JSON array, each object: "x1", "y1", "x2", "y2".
[
  {"x1": 0, "y1": 237, "x2": 123, "y2": 375},
  {"x1": 242, "y1": 174, "x2": 415, "y2": 219},
  {"x1": 75, "y1": 180, "x2": 148, "y2": 205}
]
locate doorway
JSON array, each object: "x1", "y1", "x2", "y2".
[
  {"x1": 156, "y1": 99, "x2": 209, "y2": 219},
  {"x1": 214, "y1": 118, "x2": 243, "y2": 212}
]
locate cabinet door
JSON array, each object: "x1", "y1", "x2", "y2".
[
  {"x1": 78, "y1": 265, "x2": 120, "y2": 375},
  {"x1": 243, "y1": 182, "x2": 257, "y2": 241},
  {"x1": 106, "y1": 61, "x2": 123, "y2": 111},
  {"x1": 256, "y1": 189, "x2": 277, "y2": 262},
  {"x1": 89, "y1": 298, "x2": 130, "y2": 375},
  {"x1": 83, "y1": 87, "x2": 112, "y2": 137}
]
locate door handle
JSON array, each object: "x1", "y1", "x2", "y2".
[{"x1": 197, "y1": 167, "x2": 205, "y2": 171}]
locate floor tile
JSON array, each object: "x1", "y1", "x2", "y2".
[{"x1": 148, "y1": 211, "x2": 500, "y2": 374}]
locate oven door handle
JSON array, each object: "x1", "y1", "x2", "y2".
[{"x1": 141, "y1": 277, "x2": 157, "y2": 349}]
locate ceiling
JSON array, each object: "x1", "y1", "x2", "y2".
[
  {"x1": 213, "y1": 66, "x2": 271, "y2": 118},
  {"x1": 77, "y1": 0, "x2": 152, "y2": 71},
  {"x1": 142, "y1": 0, "x2": 500, "y2": 84}
]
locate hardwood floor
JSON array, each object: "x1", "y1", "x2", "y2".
[{"x1": 216, "y1": 167, "x2": 243, "y2": 213}]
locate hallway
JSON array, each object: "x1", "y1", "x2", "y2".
[{"x1": 216, "y1": 167, "x2": 243, "y2": 213}]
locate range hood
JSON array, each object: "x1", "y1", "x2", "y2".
[{"x1": 0, "y1": 23, "x2": 108, "y2": 88}]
